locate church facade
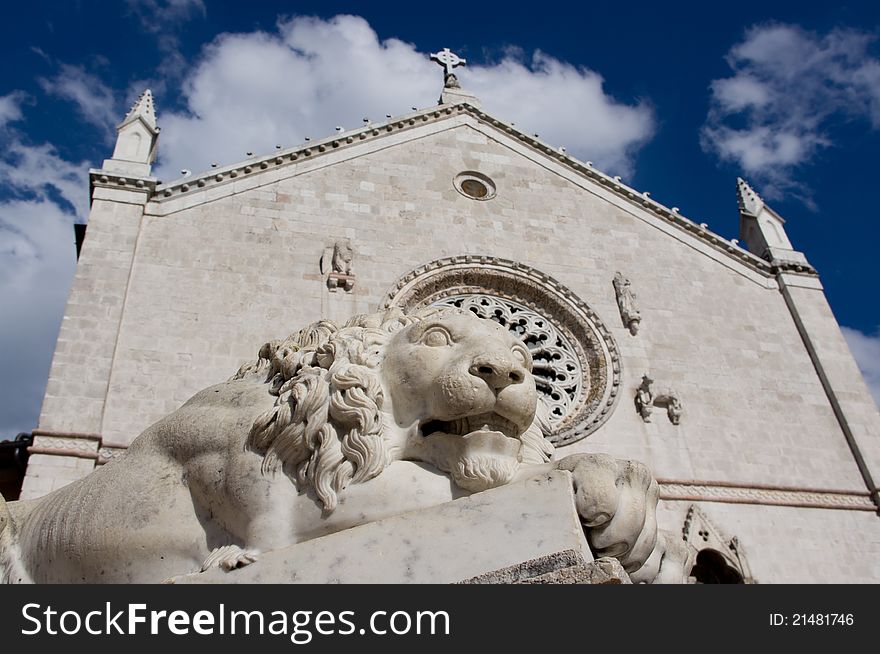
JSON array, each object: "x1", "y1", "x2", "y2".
[{"x1": 22, "y1": 64, "x2": 880, "y2": 582}]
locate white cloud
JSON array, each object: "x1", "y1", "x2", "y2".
[
  {"x1": 154, "y1": 14, "x2": 654, "y2": 181},
  {"x1": 0, "y1": 199, "x2": 77, "y2": 439},
  {"x1": 0, "y1": 198, "x2": 76, "y2": 299},
  {"x1": 702, "y1": 24, "x2": 880, "y2": 200},
  {"x1": 841, "y1": 327, "x2": 880, "y2": 409},
  {"x1": 0, "y1": 140, "x2": 90, "y2": 218},
  {"x1": 0, "y1": 94, "x2": 84, "y2": 438},
  {"x1": 709, "y1": 74, "x2": 770, "y2": 113},
  {"x1": 38, "y1": 64, "x2": 118, "y2": 137},
  {"x1": 0, "y1": 91, "x2": 25, "y2": 128},
  {"x1": 467, "y1": 52, "x2": 654, "y2": 177}
]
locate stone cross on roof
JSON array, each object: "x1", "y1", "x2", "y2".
[{"x1": 431, "y1": 48, "x2": 467, "y2": 88}]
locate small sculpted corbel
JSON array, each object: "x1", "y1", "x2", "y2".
[
  {"x1": 635, "y1": 373, "x2": 682, "y2": 425},
  {"x1": 654, "y1": 390, "x2": 683, "y2": 425},
  {"x1": 636, "y1": 374, "x2": 654, "y2": 422},
  {"x1": 323, "y1": 241, "x2": 355, "y2": 292},
  {"x1": 613, "y1": 272, "x2": 641, "y2": 336}
]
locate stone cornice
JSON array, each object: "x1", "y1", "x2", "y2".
[
  {"x1": 142, "y1": 102, "x2": 816, "y2": 279},
  {"x1": 90, "y1": 169, "x2": 158, "y2": 195},
  {"x1": 151, "y1": 106, "x2": 462, "y2": 202},
  {"x1": 768, "y1": 259, "x2": 818, "y2": 276}
]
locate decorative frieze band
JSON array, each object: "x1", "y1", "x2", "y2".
[
  {"x1": 659, "y1": 479, "x2": 875, "y2": 511},
  {"x1": 27, "y1": 431, "x2": 130, "y2": 466},
  {"x1": 28, "y1": 431, "x2": 100, "y2": 460},
  {"x1": 97, "y1": 446, "x2": 127, "y2": 466}
]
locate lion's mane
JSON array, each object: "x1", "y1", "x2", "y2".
[{"x1": 233, "y1": 307, "x2": 553, "y2": 513}]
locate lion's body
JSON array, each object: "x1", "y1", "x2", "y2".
[
  {"x1": 1, "y1": 309, "x2": 690, "y2": 584},
  {"x1": 4, "y1": 378, "x2": 272, "y2": 582},
  {"x1": 2, "y1": 377, "x2": 466, "y2": 583}
]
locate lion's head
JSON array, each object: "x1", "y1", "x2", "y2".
[{"x1": 233, "y1": 307, "x2": 554, "y2": 512}]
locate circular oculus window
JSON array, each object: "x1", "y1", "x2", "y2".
[{"x1": 454, "y1": 171, "x2": 496, "y2": 201}]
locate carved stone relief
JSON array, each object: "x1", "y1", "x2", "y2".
[
  {"x1": 321, "y1": 241, "x2": 355, "y2": 292},
  {"x1": 636, "y1": 374, "x2": 654, "y2": 422},
  {"x1": 381, "y1": 255, "x2": 622, "y2": 446},
  {"x1": 635, "y1": 373, "x2": 682, "y2": 425},
  {"x1": 612, "y1": 272, "x2": 641, "y2": 335}
]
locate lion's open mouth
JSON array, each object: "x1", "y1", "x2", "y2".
[{"x1": 419, "y1": 412, "x2": 522, "y2": 440}]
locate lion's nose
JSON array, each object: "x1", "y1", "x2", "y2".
[{"x1": 469, "y1": 354, "x2": 525, "y2": 390}]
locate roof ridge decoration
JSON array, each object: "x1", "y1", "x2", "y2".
[{"x1": 99, "y1": 102, "x2": 816, "y2": 278}]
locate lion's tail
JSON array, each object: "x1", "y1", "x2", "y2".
[{"x1": 0, "y1": 493, "x2": 29, "y2": 584}]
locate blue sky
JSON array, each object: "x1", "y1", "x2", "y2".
[{"x1": 1, "y1": 0, "x2": 879, "y2": 439}]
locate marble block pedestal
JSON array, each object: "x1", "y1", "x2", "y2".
[{"x1": 181, "y1": 470, "x2": 629, "y2": 584}]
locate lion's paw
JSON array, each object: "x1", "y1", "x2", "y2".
[{"x1": 200, "y1": 545, "x2": 260, "y2": 573}]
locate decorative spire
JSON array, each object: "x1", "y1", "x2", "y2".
[
  {"x1": 736, "y1": 177, "x2": 767, "y2": 220},
  {"x1": 102, "y1": 88, "x2": 160, "y2": 178},
  {"x1": 736, "y1": 177, "x2": 809, "y2": 267},
  {"x1": 118, "y1": 89, "x2": 158, "y2": 133}
]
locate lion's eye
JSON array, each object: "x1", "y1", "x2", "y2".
[{"x1": 422, "y1": 328, "x2": 452, "y2": 347}]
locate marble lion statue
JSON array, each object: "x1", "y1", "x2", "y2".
[{"x1": 1, "y1": 307, "x2": 691, "y2": 583}]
